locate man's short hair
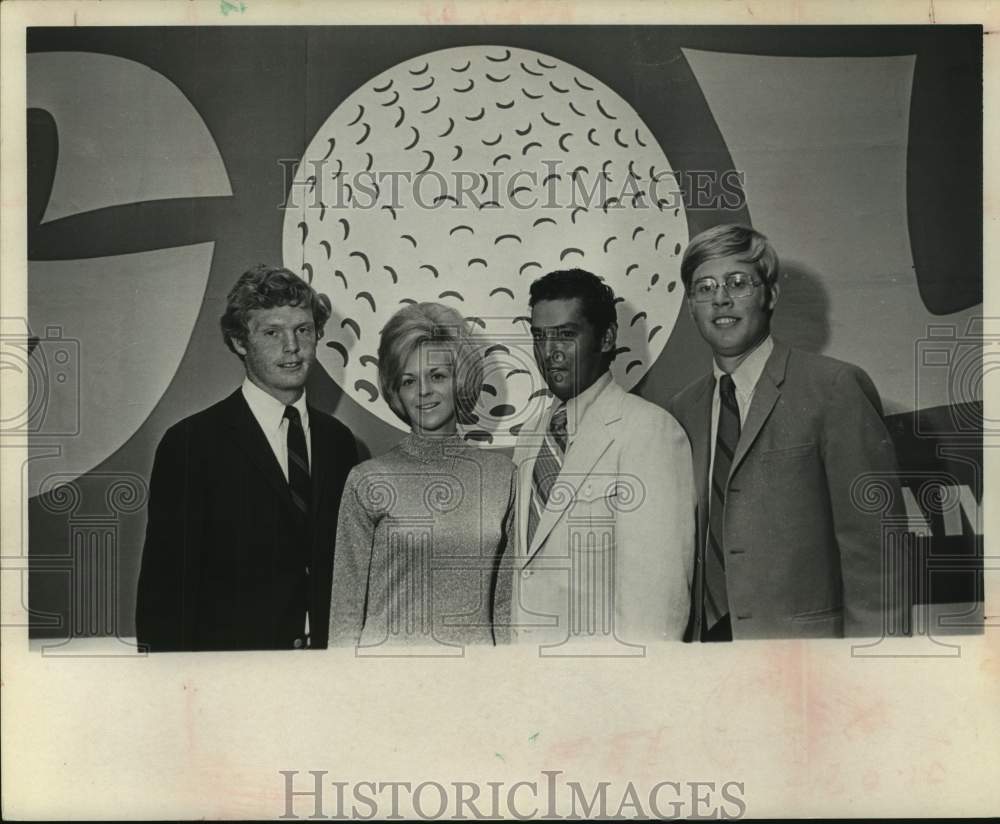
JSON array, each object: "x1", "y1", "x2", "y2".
[
  {"x1": 528, "y1": 268, "x2": 618, "y2": 340},
  {"x1": 220, "y1": 265, "x2": 332, "y2": 357},
  {"x1": 377, "y1": 302, "x2": 484, "y2": 427},
  {"x1": 680, "y1": 224, "x2": 780, "y2": 293}
]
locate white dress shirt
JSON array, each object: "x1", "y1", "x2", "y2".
[
  {"x1": 709, "y1": 335, "x2": 774, "y2": 475},
  {"x1": 241, "y1": 377, "x2": 311, "y2": 480}
]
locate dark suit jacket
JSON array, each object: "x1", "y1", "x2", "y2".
[
  {"x1": 135, "y1": 390, "x2": 357, "y2": 651},
  {"x1": 668, "y1": 341, "x2": 906, "y2": 639}
]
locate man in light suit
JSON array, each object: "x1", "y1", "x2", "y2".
[
  {"x1": 668, "y1": 225, "x2": 907, "y2": 641},
  {"x1": 135, "y1": 265, "x2": 358, "y2": 651},
  {"x1": 499, "y1": 269, "x2": 695, "y2": 650}
]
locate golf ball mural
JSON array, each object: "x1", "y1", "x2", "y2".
[{"x1": 283, "y1": 46, "x2": 688, "y2": 443}]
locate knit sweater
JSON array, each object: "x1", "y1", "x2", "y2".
[{"x1": 329, "y1": 432, "x2": 515, "y2": 650}]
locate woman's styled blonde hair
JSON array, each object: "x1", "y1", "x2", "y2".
[{"x1": 377, "y1": 302, "x2": 484, "y2": 426}]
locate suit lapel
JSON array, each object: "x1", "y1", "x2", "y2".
[
  {"x1": 525, "y1": 380, "x2": 620, "y2": 561},
  {"x1": 225, "y1": 390, "x2": 296, "y2": 517},
  {"x1": 730, "y1": 343, "x2": 789, "y2": 478},
  {"x1": 307, "y1": 407, "x2": 329, "y2": 547},
  {"x1": 308, "y1": 406, "x2": 328, "y2": 508}
]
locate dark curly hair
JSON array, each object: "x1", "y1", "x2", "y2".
[
  {"x1": 527, "y1": 268, "x2": 618, "y2": 341},
  {"x1": 220, "y1": 265, "x2": 332, "y2": 357}
]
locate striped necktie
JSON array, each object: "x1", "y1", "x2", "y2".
[
  {"x1": 283, "y1": 405, "x2": 311, "y2": 527},
  {"x1": 526, "y1": 404, "x2": 568, "y2": 549},
  {"x1": 704, "y1": 373, "x2": 738, "y2": 630}
]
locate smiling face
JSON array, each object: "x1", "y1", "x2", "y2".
[
  {"x1": 232, "y1": 304, "x2": 317, "y2": 405},
  {"x1": 687, "y1": 254, "x2": 779, "y2": 372},
  {"x1": 397, "y1": 342, "x2": 459, "y2": 436},
  {"x1": 530, "y1": 297, "x2": 615, "y2": 403}
]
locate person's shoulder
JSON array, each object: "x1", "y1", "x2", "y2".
[
  {"x1": 160, "y1": 391, "x2": 241, "y2": 441},
  {"x1": 666, "y1": 372, "x2": 713, "y2": 413},
  {"x1": 618, "y1": 385, "x2": 678, "y2": 424},
  {"x1": 347, "y1": 450, "x2": 393, "y2": 478},
  {"x1": 466, "y1": 442, "x2": 515, "y2": 476},
  {"x1": 337, "y1": 451, "x2": 401, "y2": 513},
  {"x1": 782, "y1": 345, "x2": 872, "y2": 386},
  {"x1": 609, "y1": 388, "x2": 686, "y2": 449},
  {"x1": 308, "y1": 404, "x2": 356, "y2": 442},
  {"x1": 335, "y1": 454, "x2": 375, "y2": 498},
  {"x1": 779, "y1": 346, "x2": 884, "y2": 417}
]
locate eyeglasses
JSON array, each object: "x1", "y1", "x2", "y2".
[{"x1": 688, "y1": 273, "x2": 762, "y2": 303}]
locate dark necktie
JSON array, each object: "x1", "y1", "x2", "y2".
[
  {"x1": 526, "y1": 404, "x2": 568, "y2": 549},
  {"x1": 284, "y1": 405, "x2": 312, "y2": 646},
  {"x1": 283, "y1": 405, "x2": 310, "y2": 526},
  {"x1": 705, "y1": 373, "x2": 739, "y2": 630}
]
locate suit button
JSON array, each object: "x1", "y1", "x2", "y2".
[
  {"x1": 293, "y1": 637, "x2": 305, "y2": 649},
  {"x1": 521, "y1": 569, "x2": 533, "y2": 579}
]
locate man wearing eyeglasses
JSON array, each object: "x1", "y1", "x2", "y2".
[{"x1": 667, "y1": 224, "x2": 905, "y2": 641}]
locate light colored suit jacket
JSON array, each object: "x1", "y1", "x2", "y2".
[
  {"x1": 667, "y1": 341, "x2": 907, "y2": 639},
  {"x1": 500, "y1": 377, "x2": 696, "y2": 649}
]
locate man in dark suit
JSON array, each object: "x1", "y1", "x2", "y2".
[
  {"x1": 135, "y1": 265, "x2": 358, "y2": 651},
  {"x1": 668, "y1": 225, "x2": 907, "y2": 641}
]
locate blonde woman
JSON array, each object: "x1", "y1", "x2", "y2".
[{"x1": 329, "y1": 303, "x2": 514, "y2": 649}]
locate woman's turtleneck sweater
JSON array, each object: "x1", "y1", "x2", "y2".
[{"x1": 330, "y1": 431, "x2": 514, "y2": 650}]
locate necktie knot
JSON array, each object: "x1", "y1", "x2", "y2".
[
  {"x1": 550, "y1": 404, "x2": 567, "y2": 431},
  {"x1": 719, "y1": 374, "x2": 739, "y2": 415},
  {"x1": 549, "y1": 404, "x2": 568, "y2": 452},
  {"x1": 719, "y1": 372, "x2": 735, "y2": 399},
  {"x1": 284, "y1": 405, "x2": 301, "y2": 425}
]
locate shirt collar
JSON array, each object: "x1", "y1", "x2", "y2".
[
  {"x1": 712, "y1": 334, "x2": 774, "y2": 398},
  {"x1": 241, "y1": 377, "x2": 309, "y2": 433},
  {"x1": 553, "y1": 370, "x2": 612, "y2": 437}
]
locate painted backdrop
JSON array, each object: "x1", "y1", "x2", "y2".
[{"x1": 21, "y1": 26, "x2": 982, "y2": 641}]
